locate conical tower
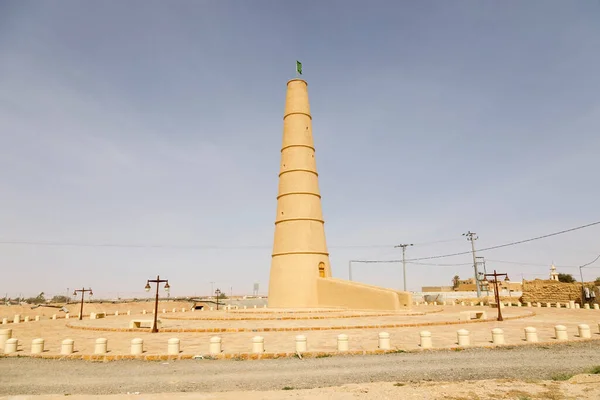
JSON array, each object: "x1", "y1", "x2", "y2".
[
  {"x1": 267, "y1": 78, "x2": 412, "y2": 310},
  {"x1": 268, "y1": 79, "x2": 331, "y2": 308}
]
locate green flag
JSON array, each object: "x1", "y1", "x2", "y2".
[{"x1": 296, "y1": 60, "x2": 302, "y2": 75}]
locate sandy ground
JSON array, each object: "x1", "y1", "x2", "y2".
[{"x1": 2, "y1": 377, "x2": 600, "y2": 399}]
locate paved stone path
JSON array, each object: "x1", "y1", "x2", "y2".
[{"x1": 2, "y1": 305, "x2": 600, "y2": 356}]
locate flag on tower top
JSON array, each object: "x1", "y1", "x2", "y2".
[{"x1": 296, "y1": 61, "x2": 302, "y2": 75}]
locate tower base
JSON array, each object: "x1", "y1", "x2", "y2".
[{"x1": 268, "y1": 277, "x2": 412, "y2": 311}]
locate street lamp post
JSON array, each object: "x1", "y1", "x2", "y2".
[
  {"x1": 73, "y1": 287, "x2": 93, "y2": 321},
  {"x1": 215, "y1": 288, "x2": 221, "y2": 310},
  {"x1": 484, "y1": 270, "x2": 509, "y2": 322},
  {"x1": 144, "y1": 275, "x2": 170, "y2": 333}
]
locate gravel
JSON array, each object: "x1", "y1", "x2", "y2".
[{"x1": 1, "y1": 342, "x2": 599, "y2": 396}]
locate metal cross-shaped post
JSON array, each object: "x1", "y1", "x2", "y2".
[
  {"x1": 144, "y1": 275, "x2": 170, "y2": 333},
  {"x1": 72, "y1": 287, "x2": 93, "y2": 320},
  {"x1": 484, "y1": 270, "x2": 509, "y2": 321}
]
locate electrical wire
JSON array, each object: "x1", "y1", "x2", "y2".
[{"x1": 352, "y1": 220, "x2": 600, "y2": 263}]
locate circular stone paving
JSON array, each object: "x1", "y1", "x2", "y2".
[{"x1": 3, "y1": 303, "x2": 599, "y2": 359}]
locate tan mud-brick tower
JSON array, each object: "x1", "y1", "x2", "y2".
[{"x1": 268, "y1": 79, "x2": 412, "y2": 310}]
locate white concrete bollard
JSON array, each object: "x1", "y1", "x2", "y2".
[
  {"x1": 77, "y1": 314, "x2": 81, "y2": 319},
  {"x1": 469, "y1": 301, "x2": 474, "y2": 307},
  {"x1": 131, "y1": 338, "x2": 143, "y2": 355},
  {"x1": 24, "y1": 316, "x2": 30, "y2": 322},
  {"x1": 192, "y1": 308, "x2": 195, "y2": 312},
  {"x1": 578, "y1": 324, "x2": 591, "y2": 339},
  {"x1": 337, "y1": 334, "x2": 349, "y2": 351},
  {"x1": 127, "y1": 310, "x2": 131, "y2": 315},
  {"x1": 252, "y1": 336, "x2": 265, "y2": 353},
  {"x1": 142, "y1": 310, "x2": 147, "y2": 315},
  {"x1": 524, "y1": 327, "x2": 538, "y2": 342},
  {"x1": 492, "y1": 328, "x2": 505, "y2": 345},
  {"x1": 210, "y1": 307, "x2": 214, "y2": 311},
  {"x1": 584, "y1": 304, "x2": 590, "y2": 309},
  {"x1": 433, "y1": 301, "x2": 438, "y2": 306},
  {"x1": 575, "y1": 303, "x2": 580, "y2": 309},
  {"x1": 546, "y1": 302, "x2": 551, "y2": 308},
  {"x1": 554, "y1": 325, "x2": 568, "y2": 340},
  {"x1": 4, "y1": 338, "x2": 18, "y2": 354},
  {"x1": 162, "y1": 309, "x2": 166, "y2": 314},
  {"x1": 537, "y1": 302, "x2": 541, "y2": 308},
  {"x1": 507, "y1": 302, "x2": 512, "y2": 308},
  {"x1": 457, "y1": 329, "x2": 470, "y2": 346},
  {"x1": 594, "y1": 304, "x2": 599, "y2": 310},
  {"x1": 94, "y1": 338, "x2": 108, "y2": 354},
  {"x1": 61, "y1": 339, "x2": 74, "y2": 355},
  {"x1": 263, "y1": 305, "x2": 267, "y2": 309},
  {"x1": 31, "y1": 338, "x2": 44, "y2": 354},
  {"x1": 442, "y1": 301, "x2": 447, "y2": 306},
  {"x1": 115, "y1": 311, "x2": 119, "y2": 316},
  {"x1": 172, "y1": 308, "x2": 176, "y2": 313},
  {"x1": 420, "y1": 331, "x2": 432, "y2": 349},
  {"x1": 424, "y1": 302, "x2": 428, "y2": 306},
  {"x1": 182, "y1": 308, "x2": 186, "y2": 313},
  {"x1": 479, "y1": 301, "x2": 485, "y2": 307},
  {"x1": 451, "y1": 301, "x2": 456, "y2": 306},
  {"x1": 52, "y1": 314, "x2": 57, "y2": 320},
  {"x1": 243, "y1": 305, "x2": 247, "y2": 309},
  {"x1": 2, "y1": 318, "x2": 7, "y2": 325},
  {"x1": 253, "y1": 305, "x2": 257, "y2": 309},
  {"x1": 209, "y1": 336, "x2": 222, "y2": 354},
  {"x1": 13, "y1": 314, "x2": 20, "y2": 324},
  {"x1": 152, "y1": 309, "x2": 155, "y2": 315},
  {"x1": 168, "y1": 338, "x2": 180, "y2": 355},
  {"x1": 295, "y1": 335, "x2": 307, "y2": 352},
  {"x1": 378, "y1": 332, "x2": 391, "y2": 350},
  {"x1": 526, "y1": 302, "x2": 532, "y2": 307},
  {"x1": 570, "y1": 300, "x2": 576, "y2": 309},
  {"x1": 556, "y1": 303, "x2": 561, "y2": 309},
  {"x1": 35, "y1": 315, "x2": 40, "y2": 321},
  {"x1": 517, "y1": 302, "x2": 522, "y2": 307},
  {"x1": 0, "y1": 328, "x2": 12, "y2": 351}
]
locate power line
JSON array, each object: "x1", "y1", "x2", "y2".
[
  {"x1": 357, "y1": 221, "x2": 600, "y2": 263},
  {"x1": 0, "y1": 240, "x2": 394, "y2": 250}
]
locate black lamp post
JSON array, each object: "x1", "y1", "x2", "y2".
[
  {"x1": 215, "y1": 288, "x2": 221, "y2": 310},
  {"x1": 73, "y1": 287, "x2": 93, "y2": 320},
  {"x1": 484, "y1": 270, "x2": 509, "y2": 322},
  {"x1": 144, "y1": 275, "x2": 170, "y2": 333}
]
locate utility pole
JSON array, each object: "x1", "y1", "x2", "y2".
[
  {"x1": 463, "y1": 231, "x2": 481, "y2": 298},
  {"x1": 348, "y1": 261, "x2": 353, "y2": 281},
  {"x1": 394, "y1": 244, "x2": 413, "y2": 292}
]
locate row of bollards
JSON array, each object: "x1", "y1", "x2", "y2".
[
  {"x1": 1, "y1": 304, "x2": 272, "y2": 324},
  {"x1": 417, "y1": 324, "x2": 594, "y2": 348},
  {"x1": 414, "y1": 301, "x2": 600, "y2": 309},
  {"x1": 2, "y1": 324, "x2": 597, "y2": 355}
]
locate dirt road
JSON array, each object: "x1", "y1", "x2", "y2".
[{"x1": 1, "y1": 342, "x2": 599, "y2": 396}]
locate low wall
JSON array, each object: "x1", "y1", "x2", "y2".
[
  {"x1": 521, "y1": 279, "x2": 598, "y2": 304},
  {"x1": 316, "y1": 278, "x2": 411, "y2": 310}
]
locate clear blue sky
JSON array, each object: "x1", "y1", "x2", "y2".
[{"x1": 1, "y1": 1, "x2": 599, "y2": 299}]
